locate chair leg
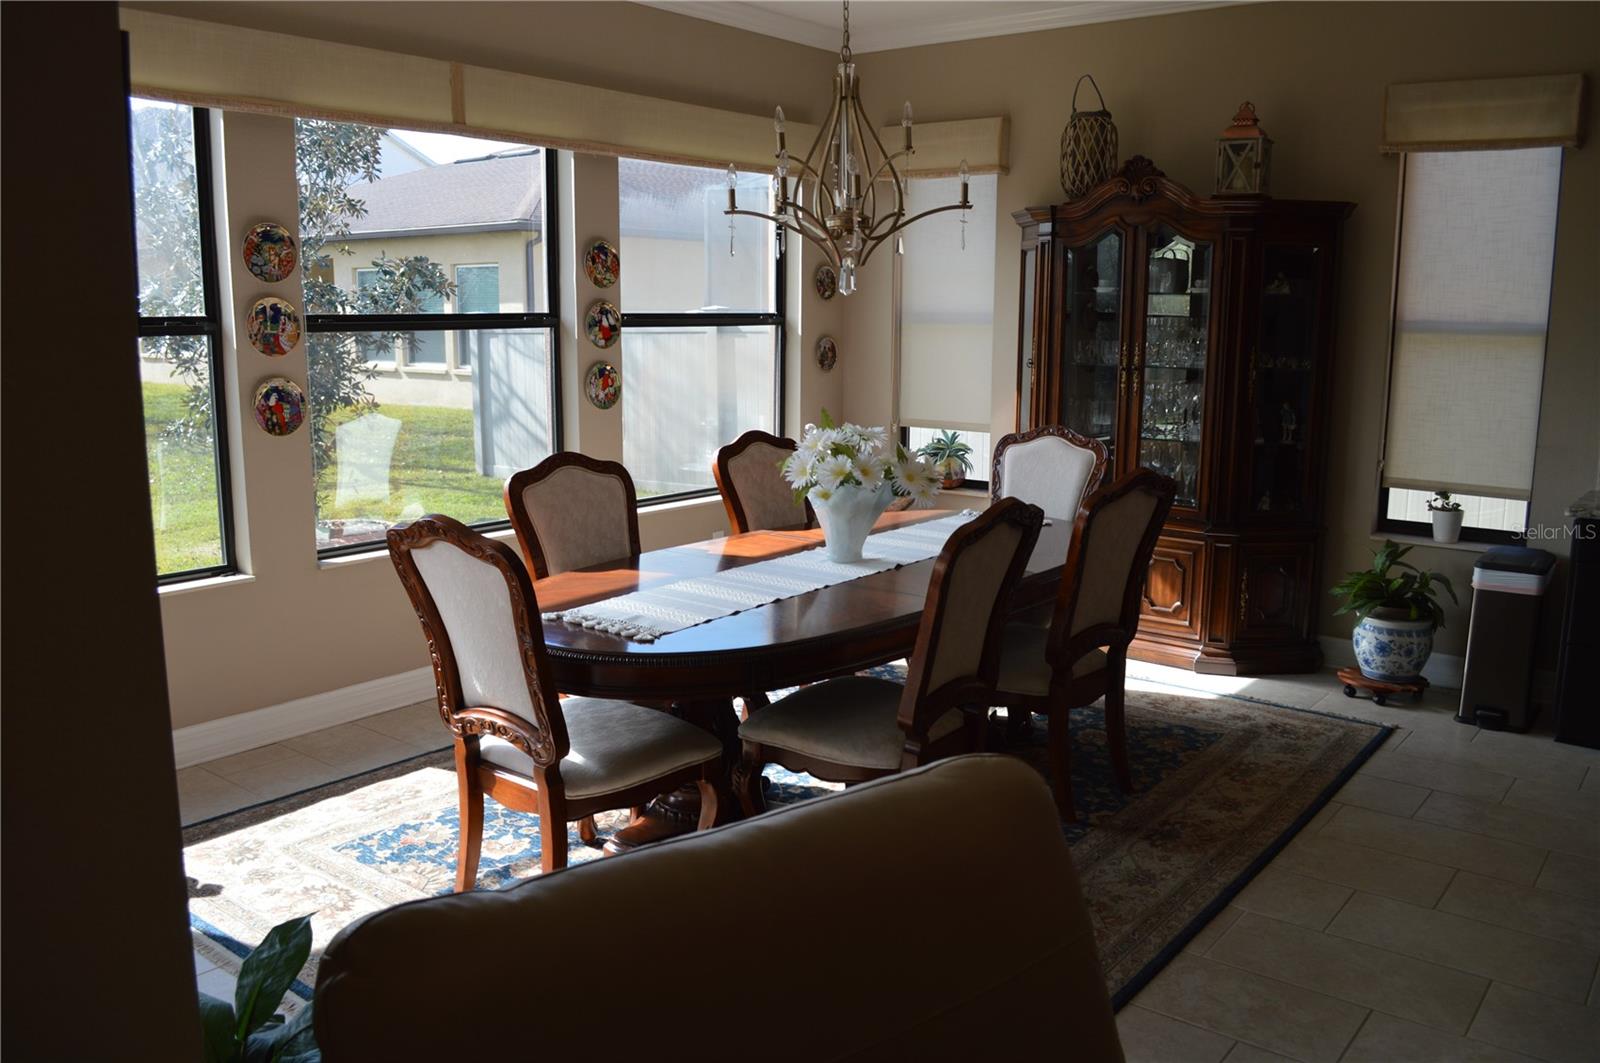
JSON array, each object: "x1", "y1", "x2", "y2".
[
  {"x1": 536, "y1": 786, "x2": 568, "y2": 873},
  {"x1": 733, "y1": 744, "x2": 767, "y2": 816},
  {"x1": 1104, "y1": 649, "x2": 1133, "y2": 793},
  {"x1": 453, "y1": 739, "x2": 484, "y2": 893},
  {"x1": 577, "y1": 815, "x2": 600, "y2": 848},
  {"x1": 1006, "y1": 704, "x2": 1034, "y2": 742},
  {"x1": 962, "y1": 707, "x2": 987, "y2": 753},
  {"x1": 740, "y1": 691, "x2": 769, "y2": 721},
  {"x1": 695, "y1": 775, "x2": 720, "y2": 832},
  {"x1": 1046, "y1": 710, "x2": 1077, "y2": 822}
]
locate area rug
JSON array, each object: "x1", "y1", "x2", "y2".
[{"x1": 185, "y1": 672, "x2": 1389, "y2": 1010}]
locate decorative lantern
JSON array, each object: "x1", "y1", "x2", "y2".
[
  {"x1": 1060, "y1": 74, "x2": 1118, "y2": 199},
  {"x1": 1215, "y1": 101, "x2": 1273, "y2": 195}
]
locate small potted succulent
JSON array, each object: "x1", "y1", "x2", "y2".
[
  {"x1": 1331, "y1": 540, "x2": 1458, "y2": 682},
  {"x1": 917, "y1": 430, "x2": 975, "y2": 490},
  {"x1": 1428, "y1": 490, "x2": 1464, "y2": 544}
]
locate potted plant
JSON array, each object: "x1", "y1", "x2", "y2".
[
  {"x1": 917, "y1": 430, "x2": 975, "y2": 490},
  {"x1": 199, "y1": 914, "x2": 321, "y2": 1062},
  {"x1": 783, "y1": 410, "x2": 940, "y2": 563},
  {"x1": 1330, "y1": 540, "x2": 1459, "y2": 683},
  {"x1": 1428, "y1": 490, "x2": 1464, "y2": 544}
]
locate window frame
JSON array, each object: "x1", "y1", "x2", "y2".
[
  {"x1": 618, "y1": 215, "x2": 787, "y2": 508},
  {"x1": 133, "y1": 102, "x2": 237, "y2": 584},
  {"x1": 307, "y1": 145, "x2": 562, "y2": 559}
]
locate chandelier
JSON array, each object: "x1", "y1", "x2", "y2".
[{"x1": 724, "y1": 0, "x2": 970, "y2": 296}]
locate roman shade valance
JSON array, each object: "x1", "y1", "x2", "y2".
[
  {"x1": 120, "y1": 9, "x2": 1007, "y2": 175},
  {"x1": 1380, "y1": 74, "x2": 1587, "y2": 153}
]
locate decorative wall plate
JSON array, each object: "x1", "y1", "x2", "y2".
[
  {"x1": 585, "y1": 361, "x2": 621, "y2": 409},
  {"x1": 247, "y1": 296, "x2": 301, "y2": 356},
  {"x1": 814, "y1": 264, "x2": 838, "y2": 301},
  {"x1": 585, "y1": 300, "x2": 621, "y2": 348},
  {"x1": 253, "y1": 377, "x2": 306, "y2": 436},
  {"x1": 584, "y1": 239, "x2": 620, "y2": 288},
  {"x1": 815, "y1": 335, "x2": 838, "y2": 372},
  {"x1": 242, "y1": 221, "x2": 298, "y2": 282}
]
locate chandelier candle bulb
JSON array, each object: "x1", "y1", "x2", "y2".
[
  {"x1": 774, "y1": 105, "x2": 787, "y2": 152},
  {"x1": 903, "y1": 100, "x2": 914, "y2": 151}
]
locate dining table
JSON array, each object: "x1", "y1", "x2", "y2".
[{"x1": 532, "y1": 507, "x2": 1074, "y2": 852}]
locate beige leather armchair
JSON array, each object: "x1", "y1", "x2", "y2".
[{"x1": 314, "y1": 754, "x2": 1124, "y2": 1062}]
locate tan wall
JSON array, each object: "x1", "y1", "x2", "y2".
[{"x1": 843, "y1": 0, "x2": 1600, "y2": 658}]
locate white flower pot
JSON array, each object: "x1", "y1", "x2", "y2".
[
  {"x1": 1431, "y1": 508, "x2": 1464, "y2": 544},
  {"x1": 812, "y1": 484, "x2": 894, "y2": 563}
]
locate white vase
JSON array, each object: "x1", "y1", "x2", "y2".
[
  {"x1": 812, "y1": 484, "x2": 894, "y2": 563},
  {"x1": 1431, "y1": 508, "x2": 1464, "y2": 544}
]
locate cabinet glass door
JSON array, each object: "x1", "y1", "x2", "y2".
[
  {"x1": 1059, "y1": 229, "x2": 1123, "y2": 466},
  {"x1": 1138, "y1": 224, "x2": 1212, "y2": 506},
  {"x1": 1019, "y1": 244, "x2": 1037, "y2": 431},
  {"x1": 1249, "y1": 244, "x2": 1321, "y2": 514}
]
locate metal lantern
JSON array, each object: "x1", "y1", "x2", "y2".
[
  {"x1": 1060, "y1": 74, "x2": 1118, "y2": 199},
  {"x1": 1215, "y1": 101, "x2": 1273, "y2": 195}
]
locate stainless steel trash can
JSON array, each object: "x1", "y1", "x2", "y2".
[{"x1": 1457, "y1": 546, "x2": 1556, "y2": 731}]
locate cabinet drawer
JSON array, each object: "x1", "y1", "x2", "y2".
[{"x1": 1141, "y1": 536, "x2": 1205, "y2": 639}]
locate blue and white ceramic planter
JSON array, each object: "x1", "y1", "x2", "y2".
[{"x1": 1352, "y1": 613, "x2": 1434, "y2": 682}]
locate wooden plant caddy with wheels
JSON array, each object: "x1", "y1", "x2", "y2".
[{"x1": 1337, "y1": 667, "x2": 1428, "y2": 707}]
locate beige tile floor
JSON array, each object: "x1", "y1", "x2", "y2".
[{"x1": 184, "y1": 666, "x2": 1600, "y2": 1062}]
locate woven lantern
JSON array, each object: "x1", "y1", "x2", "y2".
[
  {"x1": 1215, "y1": 101, "x2": 1273, "y2": 195},
  {"x1": 1060, "y1": 74, "x2": 1118, "y2": 199}
]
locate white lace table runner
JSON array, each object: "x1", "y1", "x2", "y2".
[{"x1": 542, "y1": 511, "x2": 978, "y2": 643}]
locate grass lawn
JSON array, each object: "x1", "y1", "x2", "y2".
[{"x1": 143, "y1": 382, "x2": 226, "y2": 575}]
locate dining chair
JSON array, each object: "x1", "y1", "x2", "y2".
[
  {"x1": 387, "y1": 514, "x2": 723, "y2": 888},
  {"x1": 733, "y1": 498, "x2": 1044, "y2": 813},
  {"x1": 990, "y1": 469, "x2": 1176, "y2": 821},
  {"x1": 713, "y1": 429, "x2": 813, "y2": 533},
  {"x1": 504, "y1": 451, "x2": 641, "y2": 579},
  {"x1": 990, "y1": 425, "x2": 1110, "y2": 521}
]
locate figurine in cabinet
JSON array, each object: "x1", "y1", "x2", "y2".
[{"x1": 1279, "y1": 401, "x2": 1298, "y2": 444}]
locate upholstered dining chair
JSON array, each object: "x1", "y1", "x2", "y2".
[
  {"x1": 504, "y1": 451, "x2": 641, "y2": 579},
  {"x1": 990, "y1": 425, "x2": 1110, "y2": 521},
  {"x1": 713, "y1": 429, "x2": 813, "y2": 533},
  {"x1": 733, "y1": 498, "x2": 1045, "y2": 814},
  {"x1": 387, "y1": 515, "x2": 723, "y2": 889},
  {"x1": 991, "y1": 469, "x2": 1176, "y2": 820}
]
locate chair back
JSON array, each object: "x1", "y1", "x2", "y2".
[
  {"x1": 1047, "y1": 468, "x2": 1176, "y2": 670},
  {"x1": 504, "y1": 452, "x2": 641, "y2": 578},
  {"x1": 387, "y1": 515, "x2": 567, "y2": 768},
  {"x1": 991, "y1": 426, "x2": 1109, "y2": 520},
  {"x1": 898, "y1": 498, "x2": 1044, "y2": 738},
  {"x1": 713, "y1": 429, "x2": 810, "y2": 532}
]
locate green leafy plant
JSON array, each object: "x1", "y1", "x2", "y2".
[
  {"x1": 1427, "y1": 490, "x2": 1462, "y2": 512},
  {"x1": 1330, "y1": 540, "x2": 1459, "y2": 628},
  {"x1": 199, "y1": 915, "x2": 320, "y2": 1063},
  {"x1": 916, "y1": 430, "x2": 975, "y2": 480}
]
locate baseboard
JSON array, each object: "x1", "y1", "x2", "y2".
[
  {"x1": 172, "y1": 667, "x2": 436, "y2": 769},
  {"x1": 1318, "y1": 635, "x2": 1465, "y2": 690}
]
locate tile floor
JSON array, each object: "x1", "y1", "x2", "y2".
[{"x1": 182, "y1": 666, "x2": 1600, "y2": 1062}]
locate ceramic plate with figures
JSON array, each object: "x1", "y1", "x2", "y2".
[
  {"x1": 585, "y1": 361, "x2": 621, "y2": 409},
  {"x1": 247, "y1": 297, "x2": 302, "y2": 356},
  {"x1": 253, "y1": 377, "x2": 306, "y2": 436},
  {"x1": 585, "y1": 300, "x2": 621, "y2": 348},
  {"x1": 584, "y1": 240, "x2": 620, "y2": 288},
  {"x1": 242, "y1": 221, "x2": 298, "y2": 282},
  {"x1": 815, "y1": 335, "x2": 838, "y2": 371},
  {"x1": 814, "y1": 264, "x2": 838, "y2": 301}
]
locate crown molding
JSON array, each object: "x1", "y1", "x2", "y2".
[{"x1": 643, "y1": 2, "x2": 1245, "y2": 54}]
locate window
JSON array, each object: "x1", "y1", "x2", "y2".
[
  {"x1": 902, "y1": 427, "x2": 993, "y2": 492},
  {"x1": 298, "y1": 121, "x2": 559, "y2": 553},
  {"x1": 618, "y1": 158, "x2": 783, "y2": 499},
  {"x1": 130, "y1": 98, "x2": 232, "y2": 581},
  {"x1": 1377, "y1": 148, "x2": 1561, "y2": 543},
  {"x1": 897, "y1": 173, "x2": 998, "y2": 492}
]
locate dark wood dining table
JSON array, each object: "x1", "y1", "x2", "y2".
[{"x1": 532, "y1": 508, "x2": 1073, "y2": 850}]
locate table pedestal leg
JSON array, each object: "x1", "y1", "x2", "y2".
[{"x1": 603, "y1": 697, "x2": 740, "y2": 856}]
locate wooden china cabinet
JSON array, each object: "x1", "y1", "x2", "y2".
[{"x1": 1014, "y1": 157, "x2": 1353, "y2": 674}]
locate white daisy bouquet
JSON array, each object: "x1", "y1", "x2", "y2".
[{"x1": 782, "y1": 410, "x2": 942, "y2": 508}]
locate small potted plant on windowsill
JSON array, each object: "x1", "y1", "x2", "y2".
[
  {"x1": 1331, "y1": 540, "x2": 1458, "y2": 683},
  {"x1": 917, "y1": 430, "x2": 975, "y2": 490},
  {"x1": 1428, "y1": 490, "x2": 1464, "y2": 544}
]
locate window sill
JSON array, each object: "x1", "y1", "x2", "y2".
[
  {"x1": 637, "y1": 490, "x2": 720, "y2": 511},
  {"x1": 158, "y1": 571, "x2": 256, "y2": 597},
  {"x1": 317, "y1": 526, "x2": 518, "y2": 570},
  {"x1": 1369, "y1": 530, "x2": 1499, "y2": 554}
]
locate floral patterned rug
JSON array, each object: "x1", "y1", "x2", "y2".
[{"x1": 184, "y1": 672, "x2": 1388, "y2": 1009}]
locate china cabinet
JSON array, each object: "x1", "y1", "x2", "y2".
[{"x1": 1014, "y1": 157, "x2": 1353, "y2": 673}]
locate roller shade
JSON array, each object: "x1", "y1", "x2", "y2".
[
  {"x1": 1381, "y1": 74, "x2": 1587, "y2": 153},
  {"x1": 897, "y1": 174, "x2": 997, "y2": 433},
  {"x1": 1381, "y1": 148, "x2": 1560, "y2": 500},
  {"x1": 120, "y1": 9, "x2": 1008, "y2": 174}
]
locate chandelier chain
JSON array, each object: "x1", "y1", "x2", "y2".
[{"x1": 840, "y1": 0, "x2": 851, "y2": 62}]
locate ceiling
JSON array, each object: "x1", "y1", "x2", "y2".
[{"x1": 643, "y1": 1, "x2": 1239, "y2": 53}]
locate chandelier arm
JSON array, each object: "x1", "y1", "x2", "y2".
[
  {"x1": 850, "y1": 87, "x2": 887, "y2": 224},
  {"x1": 800, "y1": 75, "x2": 844, "y2": 220},
  {"x1": 726, "y1": 208, "x2": 841, "y2": 266},
  {"x1": 858, "y1": 201, "x2": 972, "y2": 266}
]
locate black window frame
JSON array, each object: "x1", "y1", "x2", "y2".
[
  {"x1": 1374, "y1": 487, "x2": 1526, "y2": 547},
  {"x1": 306, "y1": 143, "x2": 563, "y2": 560},
  {"x1": 897, "y1": 426, "x2": 991, "y2": 495},
  {"x1": 132, "y1": 101, "x2": 237, "y2": 585},
  {"x1": 618, "y1": 175, "x2": 787, "y2": 508}
]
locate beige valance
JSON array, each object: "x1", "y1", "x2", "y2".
[
  {"x1": 121, "y1": 9, "x2": 1007, "y2": 175},
  {"x1": 1381, "y1": 74, "x2": 1587, "y2": 153}
]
